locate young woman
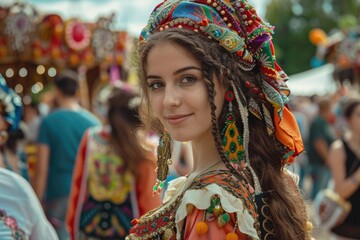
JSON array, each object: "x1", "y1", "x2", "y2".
[
  {"x1": 126, "y1": 0, "x2": 311, "y2": 239},
  {"x1": 328, "y1": 99, "x2": 360, "y2": 239},
  {"x1": 66, "y1": 86, "x2": 161, "y2": 240}
]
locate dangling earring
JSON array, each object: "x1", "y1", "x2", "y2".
[
  {"x1": 222, "y1": 90, "x2": 245, "y2": 171},
  {"x1": 154, "y1": 130, "x2": 173, "y2": 195}
]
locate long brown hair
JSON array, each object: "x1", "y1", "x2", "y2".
[
  {"x1": 138, "y1": 29, "x2": 310, "y2": 239},
  {"x1": 107, "y1": 87, "x2": 153, "y2": 176}
]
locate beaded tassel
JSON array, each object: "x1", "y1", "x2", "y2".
[
  {"x1": 195, "y1": 221, "x2": 208, "y2": 236},
  {"x1": 222, "y1": 90, "x2": 245, "y2": 170}
]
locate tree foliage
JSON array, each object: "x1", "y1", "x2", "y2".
[{"x1": 265, "y1": 0, "x2": 360, "y2": 74}]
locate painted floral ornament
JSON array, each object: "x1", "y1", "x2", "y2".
[{"x1": 65, "y1": 19, "x2": 91, "y2": 51}]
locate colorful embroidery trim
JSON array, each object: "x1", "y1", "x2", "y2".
[{"x1": 0, "y1": 208, "x2": 28, "y2": 240}]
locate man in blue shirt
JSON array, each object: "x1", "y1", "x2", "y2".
[{"x1": 35, "y1": 70, "x2": 100, "y2": 239}]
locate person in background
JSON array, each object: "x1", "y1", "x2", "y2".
[
  {"x1": 328, "y1": 98, "x2": 360, "y2": 239},
  {"x1": 0, "y1": 74, "x2": 28, "y2": 180},
  {"x1": 34, "y1": 70, "x2": 100, "y2": 239},
  {"x1": 126, "y1": 0, "x2": 312, "y2": 239},
  {"x1": 306, "y1": 96, "x2": 336, "y2": 199},
  {"x1": 22, "y1": 101, "x2": 42, "y2": 185},
  {"x1": 0, "y1": 74, "x2": 58, "y2": 240},
  {"x1": 66, "y1": 85, "x2": 160, "y2": 240},
  {"x1": 23, "y1": 101, "x2": 42, "y2": 143},
  {"x1": 2, "y1": 126, "x2": 28, "y2": 180}
]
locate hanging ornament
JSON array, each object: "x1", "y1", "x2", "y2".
[
  {"x1": 5, "y1": 11, "x2": 34, "y2": 52},
  {"x1": 195, "y1": 221, "x2": 208, "y2": 236},
  {"x1": 65, "y1": 19, "x2": 91, "y2": 51},
  {"x1": 92, "y1": 27, "x2": 115, "y2": 61},
  {"x1": 38, "y1": 14, "x2": 64, "y2": 58},
  {"x1": 226, "y1": 232, "x2": 239, "y2": 240}
]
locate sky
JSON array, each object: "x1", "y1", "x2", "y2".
[{"x1": 2, "y1": 0, "x2": 269, "y2": 36}]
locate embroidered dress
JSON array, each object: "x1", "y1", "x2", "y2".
[
  {"x1": 67, "y1": 126, "x2": 160, "y2": 240},
  {"x1": 127, "y1": 170, "x2": 265, "y2": 240}
]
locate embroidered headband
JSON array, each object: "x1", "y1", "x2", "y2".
[
  {"x1": 0, "y1": 75, "x2": 22, "y2": 131},
  {"x1": 140, "y1": 0, "x2": 303, "y2": 164}
]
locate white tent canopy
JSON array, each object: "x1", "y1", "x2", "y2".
[{"x1": 287, "y1": 64, "x2": 337, "y2": 96}]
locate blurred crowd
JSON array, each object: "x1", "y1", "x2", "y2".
[{"x1": 289, "y1": 86, "x2": 360, "y2": 239}]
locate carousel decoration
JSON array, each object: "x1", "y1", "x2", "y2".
[
  {"x1": 34, "y1": 14, "x2": 63, "y2": 60},
  {"x1": 4, "y1": 3, "x2": 35, "y2": 53},
  {"x1": 0, "y1": 1, "x2": 132, "y2": 100},
  {"x1": 65, "y1": 19, "x2": 91, "y2": 52},
  {"x1": 92, "y1": 15, "x2": 115, "y2": 61}
]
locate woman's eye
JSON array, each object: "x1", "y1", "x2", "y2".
[
  {"x1": 148, "y1": 82, "x2": 164, "y2": 90},
  {"x1": 181, "y1": 75, "x2": 197, "y2": 84}
]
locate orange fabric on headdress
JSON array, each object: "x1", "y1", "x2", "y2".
[{"x1": 273, "y1": 107, "x2": 304, "y2": 164}]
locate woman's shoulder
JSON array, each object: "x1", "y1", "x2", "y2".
[
  {"x1": 0, "y1": 168, "x2": 29, "y2": 196},
  {"x1": 0, "y1": 168, "x2": 49, "y2": 237}
]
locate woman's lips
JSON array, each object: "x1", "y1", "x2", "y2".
[{"x1": 165, "y1": 114, "x2": 192, "y2": 124}]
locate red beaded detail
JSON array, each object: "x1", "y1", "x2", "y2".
[
  {"x1": 131, "y1": 218, "x2": 139, "y2": 226},
  {"x1": 225, "y1": 90, "x2": 235, "y2": 102},
  {"x1": 133, "y1": 205, "x2": 175, "y2": 238},
  {"x1": 199, "y1": 18, "x2": 209, "y2": 27},
  {"x1": 244, "y1": 81, "x2": 265, "y2": 99},
  {"x1": 244, "y1": 81, "x2": 252, "y2": 88},
  {"x1": 251, "y1": 87, "x2": 259, "y2": 94}
]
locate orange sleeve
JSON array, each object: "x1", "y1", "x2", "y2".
[
  {"x1": 183, "y1": 208, "x2": 249, "y2": 240},
  {"x1": 136, "y1": 158, "x2": 161, "y2": 216},
  {"x1": 66, "y1": 130, "x2": 89, "y2": 240}
]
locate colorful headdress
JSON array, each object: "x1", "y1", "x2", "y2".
[
  {"x1": 141, "y1": 0, "x2": 303, "y2": 193},
  {"x1": 0, "y1": 74, "x2": 23, "y2": 131}
]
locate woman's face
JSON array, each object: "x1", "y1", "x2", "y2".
[
  {"x1": 145, "y1": 41, "x2": 225, "y2": 142},
  {"x1": 348, "y1": 104, "x2": 360, "y2": 134}
]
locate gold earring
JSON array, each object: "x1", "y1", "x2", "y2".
[{"x1": 153, "y1": 130, "x2": 173, "y2": 194}]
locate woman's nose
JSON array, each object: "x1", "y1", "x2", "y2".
[{"x1": 163, "y1": 86, "x2": 180, "y2": 108}]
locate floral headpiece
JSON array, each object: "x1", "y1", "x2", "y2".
[
  {"x1": 141, "y1": 0, "x2": 303, "y2": 169},
  {"x1": 0, "y1": 75, "x2": 22, "y2": 131}
]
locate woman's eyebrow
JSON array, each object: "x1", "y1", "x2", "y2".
[{"x1": 146, "y1": 66, "x2": 201, "y2": 80}]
